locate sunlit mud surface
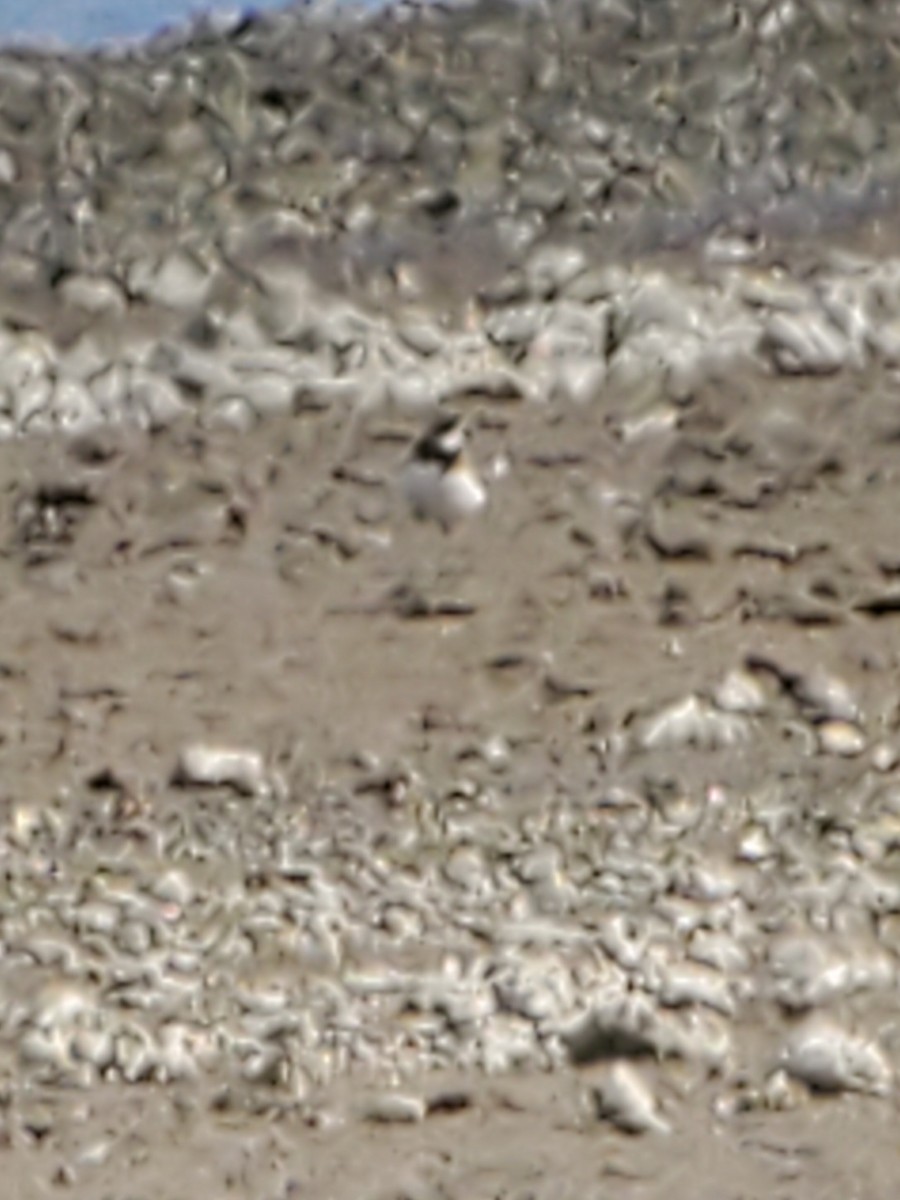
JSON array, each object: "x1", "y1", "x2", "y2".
[{"x1": 2, "y1": 1, "x2": 900, "y2": 1196}]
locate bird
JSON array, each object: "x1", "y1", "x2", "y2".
[{"x1": 400, "y1": 410, "x2": 487, "y2": 530}]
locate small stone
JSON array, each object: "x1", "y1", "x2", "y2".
[
  {"x1": 781, "y1": 1019, "x2": 891, "y2": 1095},
  {"x1": 129, "y1": 371, "x2": 187, "y2": 430},
  {"x1": 761, "y1": 312, "x2": 855, "y2": 375},
  {"x1": 129, "y1": 250, "x2": 211, "y2": 311},
  {"x1": 173, "y1": 744, "x2": 268, "y2": 797},
  {"x1": 713, "y1": 669, "x2": 768, "y2": 715},
  {"x1": 817, "y1": 720, "x2": 866, "y2": 758},
  {"x1": 0, "y1": 147, "x2": 18, "y2": 184},
  {"x1": 590, "y1": 1062, "x2": 671, "y2": 1135},
  {"x1": 638, "y1": 695, "x2": 750, "y2": 752},
  {"x1": 205, "y1": 395, "x2": 258, "y2": 433},
  {"x1": 871, "y1": 742, "x2": 900, "y2": 772},
  {"x1": 362, "y1": 1092, "x2": 426, "y2": 1123},
  {"x1": 59, "y1": 274, "x2": 126, "y2": 318}
]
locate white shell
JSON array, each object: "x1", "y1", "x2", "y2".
[{"x1": 638, "y1": 694, "x2": 751, "y2": 751}]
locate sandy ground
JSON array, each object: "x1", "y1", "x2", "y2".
[
  {"x1": 2, "y1": 0, "x2": 900, "y2": 1191},
  {"x1": 6, "y1": 1068, "x2": 900, "y2": 1200},
  {"x1": 3, "y1": 356, "x2": 900, "y2": 1195}
]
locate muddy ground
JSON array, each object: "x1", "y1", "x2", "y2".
[
  {"x1": 2, "y1": 354, "x2": 900, "y2": 1196},
  {"x1": 6, "y1": 1069, "x2": 900, "y2": 1200},
  {"x1": 2, "y1": 0, "x2": 900, "y2": 1192}
]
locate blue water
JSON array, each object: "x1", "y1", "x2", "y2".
[{"x1": 0, "y1": 0, "x2": 299, "y2": 49}]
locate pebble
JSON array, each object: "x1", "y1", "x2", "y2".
[
  {"x1": 762, "y1": 311, "x2": 857, "y2": 375},
  {"x1": 129, "y1": 251, "x2": 212, "y2": 311},
  {"x1": 713, "y1": 669, "x2": 769, "y2": 715},
  {"x1": 638, "y1": 695, "x2": 751, "y2": 752},
  {"x1": 589, "y1": 1062, "x2": 671, "y2": 1135},
  {"x1": 0, "y1": 0, "x2": 899, "y2": 1146},
  {"x1": 361, "y1": 1092, "x2": 427, "y2": 1124},
  {"x1": 654, "y1": 964, "x2": 736, "y2": 1017},
  {"x1": 60, "y1": 274, "x2": 127, "y2": 318},
  {"x1": 0, "y1": 146, "x2": 17, "y2": 184},
  {"x1": 174, "y1": 743, "x2": 268, "y2": 797},
  {"x1": 790, "y1": 668, "x2": 861, "y2": 722},
  {"x1": 817, "y1": 720, "x2": 867, "y2": 758},
  {"x1": 129, "y1": 371, "x2": 188, "y2": 430},
  {"x1": 780, "y1": 1019, "x2": 892, "y2": 1096}
]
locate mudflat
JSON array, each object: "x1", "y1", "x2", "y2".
[
  {"x1": 3, "y1": 365, "x2": 900, "y2": 1197},
  {"x1": 2, "y1": 1, "x2": 900, "y2": 1196}
]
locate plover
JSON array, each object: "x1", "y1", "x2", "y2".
[{"x1": 400, "y1": 411, "x2": 487, "y2": 530}]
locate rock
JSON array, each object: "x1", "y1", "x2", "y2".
[
  {"x1": 780, "y1": 1019, "x2": 891, "y2": 1095},
  {"x1": 128, "y1": 250, "x2": 212, "y2": 311},
  {"x1": 361, "y1": 1092, "x2": 427, "y2": 1123},
  {"x1": 590, "y1": 1062, "x2": 671, "y2": 1134},
  {"x1": 817, "y1": 720, "x2": 866, "y2": 758},
  {"x1": 173, "y1": 744, "x2": 268, "y2": 797},
  {"x1": 129, "y1": 370, "x2": 188, "y2": 430},
  {"x1": 761, "y1": 312, "x2": 856, "y2": 375},
  {"x1": 713, "y1": 669, "x2": 769, "y2": 715},
  {"x1": 59, "y1": 274, "x2": 127, "y2": 318},
  {"x1": 638, "y1": 695, "x2": 751, "y2": 752}
]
